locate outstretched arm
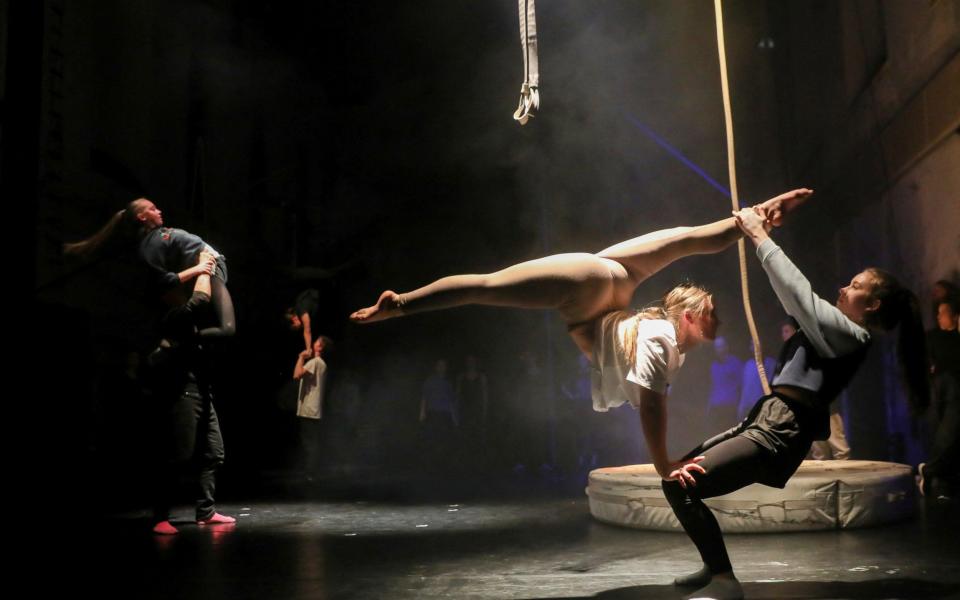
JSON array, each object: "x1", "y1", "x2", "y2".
[
  {"x1": 301, "y1": 312, "x2": 313, "y2": 351},
  {"x1": 734, "y1": 208, "x2": 869, "y2": 357}
]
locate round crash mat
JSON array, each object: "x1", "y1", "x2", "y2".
[{"x1": 586, "y1": 460, "x2": 915, "y2": 533}]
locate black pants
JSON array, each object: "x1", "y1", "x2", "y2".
[
  {"x1": 153, "y1": 385, "x2": 225, "y2": 522},
  {"x1": 926, "y1": 372, "x2": 960, "y2": 483},
  {"x1": 661, "y1": 397, "x2": 813, "y2": 575},
  {"x1": 298, "y1": 417, "x2": 322, "y2": 475}
]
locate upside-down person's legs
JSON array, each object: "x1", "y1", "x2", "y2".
[
  {"x1": 662, "y1": 435, "x2": 769, "y2": 599},
  {"x1": 350, "y1": 252, "x2": 621, "y2": 325}
]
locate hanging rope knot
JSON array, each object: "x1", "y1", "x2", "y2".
[{"x1": 514, "y1": 83, "x2": 540, "y2": 125}]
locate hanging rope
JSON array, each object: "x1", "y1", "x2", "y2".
[
  {"x1": 514, "y1": 0, "x2": 540, "y2": 125},
  {"x1": 713, "y1": 0, "x2": 771, "y2": 395}
]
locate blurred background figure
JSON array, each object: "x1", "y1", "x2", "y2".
[
  {"x1": 456, "y1": 355, "x2": 490, "y2": 471},
  {"x1": 920, "y1": 298, "x2": 960, "y2": 501},
  {"x1": 292, "y1": 335, "x2": 332, "y2": 481},
  {"x1": 706, "y1": 336, "x2": 742, "y2": 428},
  {"x1": 738, "y1": 340, "x2": 776, "y2": 422}
]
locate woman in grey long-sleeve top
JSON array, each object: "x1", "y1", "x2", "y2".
[
  {"x1": 64, "y1": 197, "x2": 236, "y2": 338},
  {"x1": 661, "y1": 207, "x2": 930, "y2": 600}
]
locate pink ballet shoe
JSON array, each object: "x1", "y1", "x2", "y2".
[
  {"x1": 197, "y1": 512, "x2": 236, "y2": 525},
  {"x1": 152, "y1": 520, "x2": 179, "y2": 535}
]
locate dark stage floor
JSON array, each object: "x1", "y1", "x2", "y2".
[{"x1": 79, "y1": 475, "x2": 960, "y2": 600}]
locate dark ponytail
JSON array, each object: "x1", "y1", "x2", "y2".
[
  {"x1": 63, "y1": 199, "x2": 149, "y2": 259},
  {"x1": 865, "y1": 268, "x2": 930, "y2": 413}
]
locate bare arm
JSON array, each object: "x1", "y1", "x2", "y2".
[
  {"x1": 178, "y1": 253, "x2": 215, "y2": 284},
  {"x1": 293, "y1": 349, "x2": 313, "y2": 380},
  {"x1": 637, "y1": 388, "x2": 705, "y2": 486},
  {"x1": 637, "y1": 389, "x2": 672, "y2": 478},
  {"x1": 734, "y1": 209, "x2": 869, "y2": 357},
  {"x1": 301, "y1": 312, "x2": 313, "y2": 351},
  {"x1": 194, "y1": 273, "x2": 212, "y2": 298}
]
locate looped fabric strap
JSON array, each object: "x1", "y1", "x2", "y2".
[{"x1": 514, "y1": 0, "x2": 540, "y2": 125}]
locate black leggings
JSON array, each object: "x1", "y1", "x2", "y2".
[
  {"x1": 199, "y1": 276, "x2": 236, "y2": 338},
  {"x1": 661, "y1": 434, "x2": 771, "y2": 575}
]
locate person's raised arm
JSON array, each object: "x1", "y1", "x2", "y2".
[{"x1": 734, "y1": 208, "x2": 868, "y2": 357}]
